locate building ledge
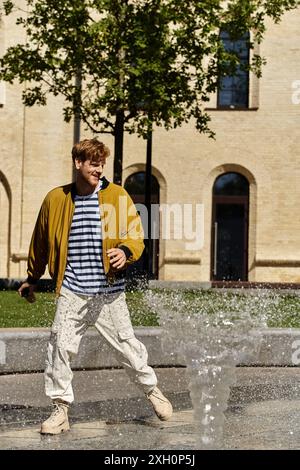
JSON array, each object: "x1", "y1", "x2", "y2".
[
  {"x1": 255, "y1": 259, "x2": 300, "y2": 267},
  {"x1": 11, "y1": 253, "x2": 27, "y2": 262},
  {"x1": 211, "y1": 281, "x2": 300, "y2": 289},
  {"x1": 205, "y1": 107, "x2": 259, "y2": 111},
  {"x1": 164, "y1": 257, "x2": 201, "y2": 265}
]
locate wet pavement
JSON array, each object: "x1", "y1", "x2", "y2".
[{"x1": 1, "y1": 367, "x2": 300, "y2": 450}]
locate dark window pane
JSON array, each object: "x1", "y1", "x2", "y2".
[
  {"x1": 214, "y1": 172, "x2": 249, "y2": 196},
  {"x1": 216, "y1": 203, "x2": 245, "y2": 280},
  {"x1": 124, "y1": 172, "x2": 159, "y2": 200},
  {"x1": 124, "y1": 172, "x2": 160, "y2": 280},
  {"x1": 222, "y1": 76, "x2": 235, "y2": 88},
  {"x1": 218, "y1": 31, "x2": 250, "y2": 108},
  {"x1": 124, "y1": 172, "x2": 145, "y2": 195},
  {"x1": 124, "y1": 171, "x2": 159, "y2": 195},
  {"x1": 218, "y1": 90, "x2": 234, "y2": 107}
]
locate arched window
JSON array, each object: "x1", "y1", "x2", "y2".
[
  {"x1": 124, "y1": 172, "x2": 160, "y2": 279},
  {"x1": 211, "y1": 172, "x2": 249, "y2": 281},
  {"x1": 124, "y1": 172, "x2": 159, "y2": 202},
  {"x1": 218, "y1": 31, "x2": 250, "y2": 109},
  {"x1": 214, "y1": 171, "x2": 249, "y2": 196},
  {"x1": 0, "y1": 172, "x2": 11, "y2": 277}
]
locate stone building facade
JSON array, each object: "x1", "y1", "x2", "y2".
[{"x1": 0, "y1": 6, "x2": 300, "y2": 283}]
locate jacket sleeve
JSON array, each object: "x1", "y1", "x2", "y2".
[
  {"x1": 26, "y1": 196, "x2": 49, "y2": 283},
  {"x1": 118, "y1": 191, "x2": 144, "y2": 266}
]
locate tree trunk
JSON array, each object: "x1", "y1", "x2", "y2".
[
  {"x1": 113, "y1": 110, "x2": 125, "y2": 185},
  {"x1": 72, "y1": 69, "x2": 82, "y2": 182}
]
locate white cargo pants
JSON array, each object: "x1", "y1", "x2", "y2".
[{"x1": 45, "y1": 286, "x2": 157, "y2": 403}]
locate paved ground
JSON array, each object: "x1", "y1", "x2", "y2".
[{"x1": 1, "y1": 367, "x2": 300, "y2": 450}]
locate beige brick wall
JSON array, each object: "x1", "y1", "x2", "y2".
[
  {"x1": 122, "y1": 10, "x2": 300, "y2": 283},
  {"x1": 0, "y1": 6, "x2": 299, "y2": 283}
]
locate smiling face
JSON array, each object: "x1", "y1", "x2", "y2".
[
  {"x1": 71, "y1": 138, "x2": 110, "y2": 195},
  {"x1": 75, "y1": 157, "x2": 106, "y2": 195}
]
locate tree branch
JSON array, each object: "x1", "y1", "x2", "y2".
[
  {"x1": 81, "y1": 110, "x2": 114, "y2": 134},
  {"x1": 124, "y1": 110, "x2": 138, "y2": 123}
]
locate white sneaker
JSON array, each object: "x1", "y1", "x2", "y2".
[
  {"x1": 147, "y1": 387, "x2": 173, "y2": 421},
  {"x1": 40, "y1": 400, "x2": 70, "y2": 435}
]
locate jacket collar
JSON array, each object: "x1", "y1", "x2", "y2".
[
  {"x1": 70, "y1": 176, "x2": 110, "y2": 201},
  {"x1": 101, "y1": 176, "x2": 110, "y2": 190}
]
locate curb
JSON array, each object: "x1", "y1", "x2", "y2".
[{"x1": 1, "y1": 327, "x2": 300, "y2": 373}]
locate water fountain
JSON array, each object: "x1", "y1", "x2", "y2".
[{"x1": 147, "y1": 290, "x2": 264, "y2": 449}]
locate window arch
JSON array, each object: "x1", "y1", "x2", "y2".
[
  {"x1": 211, "y1": 172, "x2": 249, "y2": 281},
  {"x1": 213, "y1": 172, "x2": 249, "y2": 196},
  {"x1": 218, "y1": 31, "x2": 250, "y2": 109}
]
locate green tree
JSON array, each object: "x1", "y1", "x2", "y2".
[{"x1": 1, "y1": 0, "x2": 299, "y2": 184}]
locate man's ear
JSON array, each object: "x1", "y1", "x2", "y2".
[{"x1": 74, "y1": 158, "x2": 82, "y2": 170}]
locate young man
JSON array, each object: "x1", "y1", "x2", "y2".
[{"x1": 18, "y1": 138, "x2": 172, "y2": 435}]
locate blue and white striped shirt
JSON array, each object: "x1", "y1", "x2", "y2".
[{"x1": 62, "y1": 182, "x2": 125, "y2": 295}]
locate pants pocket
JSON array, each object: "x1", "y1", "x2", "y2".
[{"x1": 118, "y1": 326, "x2": 135, "y2": 341}]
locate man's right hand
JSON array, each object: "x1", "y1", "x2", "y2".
[{"x1": 18, "y1": 282, "x2": 36, "y2": 303}]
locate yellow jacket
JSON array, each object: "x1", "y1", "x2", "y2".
[{"x1": 27, "y1": 178, "x2": 144, "y2": 294}]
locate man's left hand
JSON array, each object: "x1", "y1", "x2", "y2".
[{"x1": 107, "y1": 248, "x2": 126, "y2": 269}]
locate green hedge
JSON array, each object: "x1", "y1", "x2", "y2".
[{"x1": 0, "y1": 289, "x2": 300, "y2": 328}]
